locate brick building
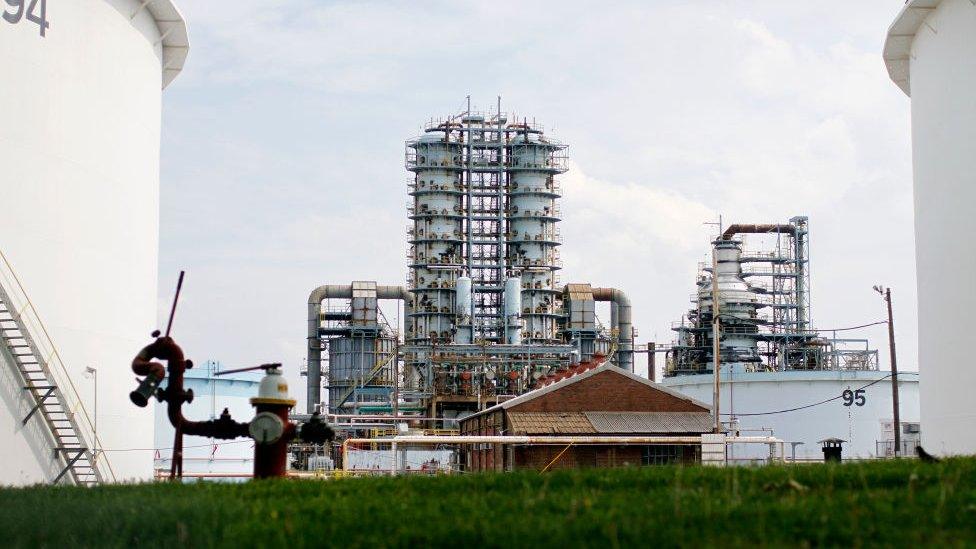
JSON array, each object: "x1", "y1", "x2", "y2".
[{"x1": 459, "y1": 363, "x2": 713, "y2": 471}]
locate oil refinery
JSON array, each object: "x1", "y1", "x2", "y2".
[
  {"x1": 3, "y1": 0, "x2": 975, "y2": 487},
  {"x1": 300, "y1": 108, "x2": 918, "y2": 466}
]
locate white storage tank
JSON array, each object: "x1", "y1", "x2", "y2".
[
  {"x1": 884, "y1": 0, "x2": 976, "y2": 455},
  {"x1": 663, "y1": 371, "x2": 921, "y2": 460},
  {"x1": 0, "y1": 0, "x2": 187, "y2": 483}
]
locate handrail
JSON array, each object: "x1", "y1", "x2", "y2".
[
  {"x1": 334, "y1": 351, "x2": 398, "y2": 410},
  {"x1": 0, "y1": 248, "x2": 116, "y2": 482}
]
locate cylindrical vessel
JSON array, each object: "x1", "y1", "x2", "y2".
[
  {"x1": 884, "y1": 0, "x2": 976, "y2": 455},
  {"x1": 455, "y1": 276, "x2": 472, "y2": 344},
  {"x1": 406, "y1": 132, "x2": 463, "y2": 345},
  {"x1": 0, "y1": 0, "x2": 187, "y2": 483},
  {"x1": 506, "y1": 132, "x2": 565, "y2": 344},
  {"x1": 504, "y1": 277, "x2": 523, "y2": 345},
  {"x1": 698, "y1": 240, "x2": 762, "y2": 372},
  {"x1": 327, "y1": 336, "x2": 397, "y2": 413}
]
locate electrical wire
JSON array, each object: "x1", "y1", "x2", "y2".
[
  {"x1": 807, "y1": 320, "x2": 889, "y2": 332},
  {"x1": 721, "y1": 372, "x2": 917, "y2": 417},
  {"x1": 712, "y1": 315, "x2": 888, "y2": 333},
  {"x1": 100, "y1": 439, "x2": 253, "y2": 453}
]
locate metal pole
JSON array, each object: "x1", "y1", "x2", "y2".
[
  {"x1": 393, "y1": 342, "x2": 400, "y2": 419},
  {"x1": 648, "y1": 342, "x2": 656, "y2": 382},
  {"x1": 711, "y1": 247, "x2": 721, "y2": 433},
  {"x1": 391, "y1": 440, "x2": 398, "y2": 476},
  {"x1": 93, "y1": 368, "x2": 97, "y2": 462},
  {"x1": 85, "y1": 366, "x2": 98, "y2": 464},
  {"x1": 886, "y1": 288, "x2": 901, "y2": 456}
]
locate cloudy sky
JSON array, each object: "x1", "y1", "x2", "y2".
[{"x1": 158, "y1": 1, "x2": 916, "y2": 406}]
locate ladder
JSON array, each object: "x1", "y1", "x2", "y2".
[{"x1": 0, "y1": 256, "x2": 107, "y2": 486}]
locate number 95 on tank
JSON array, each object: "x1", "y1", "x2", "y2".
[{"x1": 842, "y1": 388, "x2": 867, "y2": 407}]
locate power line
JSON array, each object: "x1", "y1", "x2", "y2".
[
  {"x1": 100, "y1": 439, "x2": 253, "y2": 453},
  {"x1": 712, "y1": 317, "x2": 888, "y2": 333},
  {"x1": 808, "y1": 320, "x2": 889, "y2": 332}
]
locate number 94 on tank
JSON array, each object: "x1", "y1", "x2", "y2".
[{"x1": 2, "y1": 0, "x2": 49, "y2": 37}]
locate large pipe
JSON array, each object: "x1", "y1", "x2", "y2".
[
  {"x1": 592, "y1": 287, "x2": 633, "y2": 372},
  {"x1": 307, "y1": 284, "x2": 411, "y2": 414},
  {"x1": 721, "y1": 224, "x2": 796, "y2": 240}
]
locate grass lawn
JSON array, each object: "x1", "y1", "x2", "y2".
[{"x1": 1, "y1": 458, "x2": 974, "y2": 548}]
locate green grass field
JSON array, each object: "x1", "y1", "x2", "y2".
[{"x1": 2, "y1": 458, "x2": 975, "y2": 548}]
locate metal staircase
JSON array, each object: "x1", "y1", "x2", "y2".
[
  {"x1": 0, "y1": 251, "x2": 112, "y2": 485},
  {"x1": 333, "y1": 352, "x2": 398, "y2": 411}
]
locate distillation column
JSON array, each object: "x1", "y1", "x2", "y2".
[
  {"x1": 406, "y1": 133, "x2": 465, "y2": 346},
  {"x1": 699, "y1": 239, "x2": 763, "y2": 373},
  {"x1": 506, "y1": 130, "x2": 566, "y2": 344}
]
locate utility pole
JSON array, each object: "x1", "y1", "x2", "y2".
[
  {"x1": 874, "y1": 285, "x2": 901, "y2": 456},
  {"x1": 704, "y1": 216, "x2": 723, "y2": 434},
  {"x1": 712, "y1": 247, "x2": 721, "y2": 433}
]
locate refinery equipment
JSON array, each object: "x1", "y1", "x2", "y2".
[
  {"x1": 307, "y1": 104, "x2": 635, "y2": 422},
  {"x1": 0, "y1": 0, "x2": 188, "y2": 485},
  {"x1": 884, "y1": 0, "x2": 976, "y2": 455},
  {"x1": 667, "y1": 217, "x2": 869, "y2": 375},
  {"x1": 662, "y1": 218, "x2": 920, "y2": 459}
]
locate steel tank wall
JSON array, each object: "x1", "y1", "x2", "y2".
[
  {"x1": 662, "y1": 371, "x2": 920, "y2": 460},
  {"x1": 886, "y1": 0, "x2": 976, "y2": 455},
  {"x1": 327, "y1": 337, "x2": 397, "y2": 411},
  {"x1": 0, "y1": 0, "x2": 185, "y2": 482}
]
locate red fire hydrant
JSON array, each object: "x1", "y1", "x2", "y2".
[{"x1": 249, "y1": 365, "x2": 297, "y2": 479}]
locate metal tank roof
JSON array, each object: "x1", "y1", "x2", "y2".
[
  {"x1": 883, "y1": 0, "x2": 943, "y2": 96},
  {"x1": 140, "y1": 0, "x2": 189, "y2": 88}
]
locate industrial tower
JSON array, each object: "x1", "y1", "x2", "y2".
[{"x1": 307, "y1": 103, "x2": 635, "y2": 422}]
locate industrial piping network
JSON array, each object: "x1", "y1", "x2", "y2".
[
  {"x1": 307, "y1": 284, "x2": 411, "y2": 412},
  {"x1": 306, "y1": 283, "x2": 636, "y2": 412}
]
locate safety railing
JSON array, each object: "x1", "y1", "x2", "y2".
[{"x1": 0, "y1": 249, "x2": 116, "y2": 482}]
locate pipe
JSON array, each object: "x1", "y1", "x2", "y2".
[
  {"x1": 132, "y1": 338, "x2": 251, "y2": 441},
  {"x1": 307, "y1": 283, "x2": 411, "y2": 413},
  {"x1": 721, "y1": 224, "x2": 796, "y2": 240},
  {"x1": 132, "y1": 338, "x2": 252, "y2": 479},
  {"x1": 342, "y1": 435, "x2": 786, "y2": 470},
  {"x1": 592, "y1": 287, "x2": 633, "y2": 372},
  {"x1": 721, "y1": 219, "x2": 809, "y2": 332}
]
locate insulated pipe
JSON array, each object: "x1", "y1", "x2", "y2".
[
  {"x1": 721, "y1": 224, "x2": 797, "y2": 240},
  {"x1": 592, "y1": 287, "x2": 633, "y2": 372},
  {"x1": 307, "y1": 284, "x2": 411, "y2": 413}
]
